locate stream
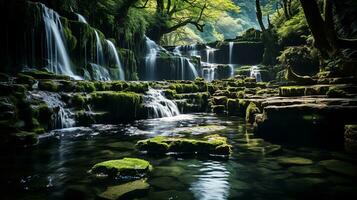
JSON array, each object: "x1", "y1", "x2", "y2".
[{"x1": 1, "y1": 113, "x2": 356, "y2": 200}]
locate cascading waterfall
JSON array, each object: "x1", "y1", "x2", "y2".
[
  {"x1": 145, "y1": 36, "x2": 160, "y2": 80},
  {"x1": 203, "y1": 67, "x2": 215, "y2": 82},
  {"x1": 107, "y1": 40, "x2": 125, "y2": 80},
  {"x1": 28, "y1": 91, "x2": 75, "y2": 129},
  {"x1": 144, "y1": 88, "x2": 180, "y2": 118},
  {"x1": 250, "y1": 65, "x2": 262, "y2": 82},
  {"x1": 173, "y1": 46, "x2": 199, "y2": 80},
  {"x1": 94, "y1": 30, "x2": 106, "y2": 67},
  {"x1": 206, "y1": 46, "x2": 216, "y2": 63},
  {"x1": 41, "y1": 4, "x2": 81, "y2": 80},
  {"x1": 229, "y1": 42, "x2": 234, "y2": 64},
  {"x1": 76, "y1": 13, "x2": 88, "y2": 24}
]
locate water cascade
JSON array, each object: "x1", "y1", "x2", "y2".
[
  {"x1": 203, "y1": 67, "x2": 216, "y2": 82},
  {"x1": 145, "y1": 36, "x2": 160, "y2": 80},
  {"x1": 144, "y1": 88, "x2": 180, "y2": 118},
  {"x1": 173, "y1": 46, "x2": 199, "y2": 80},
  {"x1": 29, "y1": 91, "x2": 75, "y2": 129},
  {"x1": 229, "y1": 42, "x2": 234, "y2": 64},
  {"x1": 76, "y1": 13, "x2": 88, "y2": 24},
  {"x1": 107, "y1": 40, "x2": 125, "y2": 80},
  {"x1": 41, "y1": 4, "x2": 80, "y2": 80},
  {"x1": 250, "y1": 65, "x2": 262, "y2": 82},
  {"x1": 94, "y1": 30, "x2": 106, "y2": 67}
]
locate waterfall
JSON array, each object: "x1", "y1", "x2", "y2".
[
  {"x1": 41, "y1": 4, "x2": 81, "y2": 80},
  {"x1": 203, "y1": 67, "x2": 215, "y2": 82},
  {"x1": 173, "y1": 46, "x2": 198, "y2": 80},
  {"x1": 94, "y1": 30, "x2": 106, "y2": 67},
  {"x1": 145, "y1": 36, "x2": 160, "y2": 80},
  {"x1": 189, "y1": 44, "x2": 199, "y2": 57},
  {"x1": 76, "y1": 13, "x2": 88, "y2": 24},
  {"x1": 206, "y1": 46, "x2": 216, "y2": 63},
  {"x1": 144, "y1": 88, "x2": 180, "y2": 118},
  {"x1": 250, "y1": 66, "x2": 262, "y2": 82},
  {"x1": 107, "y1": 40, "x2": 125, "y2": 80},
  {"x1": 228, "y1": 64, "x2": 234, "y2": 78},
  {"x1": 88, "y1": 63, "x2": 111, "y2": 81},
  {"x1": 28, "y1": 91, "x2": 75, "y2": 129},
  {"x1": 229, "y1": 42, "x2": 234, "y2": 64}
]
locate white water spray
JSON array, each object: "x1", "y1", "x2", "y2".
[
  {"x1": 144, "y1": 88, "x2": 180, "y2": 118},
  {"x1": 107, "y1": 40, "x2": 125, "y2": 80}
]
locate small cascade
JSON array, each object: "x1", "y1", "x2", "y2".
[
  {"x1": 173, "y1": 46, "x2": 199, "y2": 80},
  {"x1": 203, "y1": 66, "x2": 216, "y2": 82},
  {"x1": 206, "y1": 46, "x2": 216, "y2": 63},
  {"x1": 144, "y1": 88, "x2": 180, "y2": 118},
  {"x1": 94, "y1": 30, "x2": 106, "y2": 67},
  {"x1": 250, "y1": 65, "x2": 262, "y2": 82},
  {"x1": 28, "y1": 91, "x2": 75, "y2": 129},
  {"x1": 107, "y1": 40, "x2": 125, "y2": 80},
  {"x1": 88, "y1": 63, "x2": 111, "y2": 81},
  {"x1": 229, "y1": 42, "x2": 234, "y2": 64},
  {"x1": 41, "y1": 4, "x2": 80, "y2": 80},
  {"x1": 145, "y1": 36, "x2": 160, "y2": 80},
  {"x1": 228, "y1": 64, "x2": 234, "y2": 77},
  {"x1": 76, "y1": 13, "x2": 88, "y2": 24}
]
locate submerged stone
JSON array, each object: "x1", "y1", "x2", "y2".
[
  {"x1": 319, "y1": 159, "x2": 357, "y2": 177},
  {"x1": 90, "y1": 158, "x2": 152, "y2": 179},
  {"x1": 136, "y1": 134, "x2": 232, "y2": 156},
  {"x1": 276, "y1": 157, "x2": 313, "y2": 166},
  {"x1": 98, "y1": 179, "x2": 149, "y2": 200},
  {"x1": 150, "y1": 176, "x2": 185, "y2": 190}
]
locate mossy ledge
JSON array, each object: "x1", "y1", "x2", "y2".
[
  {"x1": 136, "y1": 134, "x2": 232, "y2": 156},
  {"x1": 90, "y1": 158, "x2": 152, "y2": 179}
]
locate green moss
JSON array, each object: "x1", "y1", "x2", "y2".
[
  {"x1": 136, "y1": 134, "x2": 232, "y2": 156},
  {"x1": 125, "y1": 82, "x2": 149, "y2": 93},
  {"x1": 22, "y1": 70, "x2": 70, "y2": 80},
  {"x1": 38, "y1": 80, "x2": 60, "y2": 92},
  {"x1": 91, "y1": 158, "x2": 152, "y2": 178},
  {"x1": 245, "y1": 102, "x2": 260, "y2": 124},
  {"x1": 326, "y1": 87, "x2": 347, "y2": 98},
  {"x1": 169, "y1": 83, "x2": 200, "y2": 93},
  {"x1": 90, "y1": 91, "x2": 143, "y2": 121},
  {"x1": 237, "y1": 91, "x2": 245, "y2": 99},
  {"x1": 162, "y1": 89, "x2": 176, "y2": 99},
  {"x1": 72, "y1": 94, "x2": 86, "y2": 108},
  {"x1": 16, "y1": 73, "x2": 36, "y2": 86},
  {"x1": 279, "y1": 86, "x2": 306, "y2": 97},
  {"x1": 76, "y1": 81, "x2": 96, "y2": 92}
]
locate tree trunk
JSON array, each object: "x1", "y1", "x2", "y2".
[
  {"x1": 255, "y1": 0, "x2": 266, "y2": 31},
  {"x1": 299, "y1": 0, "x2": 335, "y2": 56}
]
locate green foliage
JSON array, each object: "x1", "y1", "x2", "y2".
[{"x1": 278, "y1": 46, "x2": 319, "y2": 76}]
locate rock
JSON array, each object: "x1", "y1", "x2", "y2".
[
  {"x1": 150, "y1": 177, "x2": 185, "y2": 190},
  {"x1": 212, "y1": 105, "x2": 225, "y2": 114},
  {"x1": 9, "y1": 131, "x2": 38, "y2": 147},
  {"x1": 276, "y1": 157, "x2": 313, "y2": 166},
  {"x1": 288, "y1": 166, "x2": 323, "y2": 175},
  {"x1": 319, "y1": 159, "x2": 357, "y2": 177},
  {"x1": 136, "y1": 134, "x2": 232, "y2": 156},
  {"x1": 345, "y1": 125, "x2": 357, "y2": 153},
  {"x1": 255, "y1": 103, "x2": 357, "y2": 148},
  {"x1": 98, "y1": 179, "x2": 149, "y2": 200},
  {"x1": 90, "y1": 158, "x2": 152, "y2": 179}
]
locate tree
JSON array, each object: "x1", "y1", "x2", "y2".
[
  {"x1": 256, "y1": 0, "x2": 279, "y2": 65},
  {"x1": 299, "y1": 0, "x2": 357, "y2": 58},
  {"x1": 138, "y1": 0, "x2": 240, "y2": 42}
]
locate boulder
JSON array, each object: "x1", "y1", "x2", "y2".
[
  {"x1": 136, "y1": 134, "x2": 232, "y2": 156},
  {"x1": 98, "y1": 179, "x2": 149, "y2": 200},
  {"x1": 90, "y1": 158, "x2": 152, "y2": 179}
]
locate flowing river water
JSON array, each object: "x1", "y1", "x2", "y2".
[{"x1": 1, "y1": 113, "x2": 357, "y2": 200}]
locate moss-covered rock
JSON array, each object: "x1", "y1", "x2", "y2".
[
  {"x1": 246, "y1": 102, "x2": 260, "y2": 124},
  {"x1": 91, "y1": 158, "x2": 152, "y2": 179},
  {"x1": 326, "y1": 87, "x2": 347, "y2": 98},
  {"x1": 22, "y1": 70, "x2": 70, "y2": 80},
  {"x1": 16, "y1": 73, "x2": 36, "y2": 86},
  {"x1": 9, "y1": 131, "x2": 38, "y2": 147},
  {"x1": 98, "y1": 179, "x2": 149, "y2": 200},
  {"x1": 38, "y1": 80, "x2": 60, "y2": 92},
  {"x1": 212, "y1": 105, "x2": 225, "y2": 114},
  {"x1": 90, "y1": 91, "x2": 143, "y2": 121},
  {"x1": 136, "y1": 134, "x2": 232, "y2": 156}
]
